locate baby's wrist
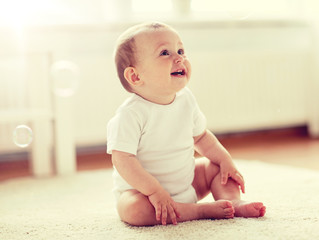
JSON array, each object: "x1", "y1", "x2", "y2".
[{"x1": 145, "y1": 182, "x2": 163, "y2": 197}]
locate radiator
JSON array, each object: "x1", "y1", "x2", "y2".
[{"x1": 189, "y1": 50, "x2": 311, "y2": 133}]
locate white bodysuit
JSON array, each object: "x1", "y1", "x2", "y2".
[{"x1": 107, "y1": 87, "x2": 206, "y2": 203}]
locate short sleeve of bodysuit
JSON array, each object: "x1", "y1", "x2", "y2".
[
  {"x1": 184, "y1": 88, "x2": 207, "y2": 137},
  {"x1": 106, "y1": 108, "x2": 141, "y2": 155}
]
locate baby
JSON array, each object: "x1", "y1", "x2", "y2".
[{"x1": 107, "y1": 22, "x2": 266, "y2": 226}]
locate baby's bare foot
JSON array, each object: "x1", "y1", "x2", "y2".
[
  {"x1": 199, "y1": 200, "x2": 235, "y2": 219},
  {"x1": 232, "y1": 200, "x2": 266, "y2": 218}
]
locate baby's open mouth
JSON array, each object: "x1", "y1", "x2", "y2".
[{"x1": 171, "y1": 69, "x2": 186, "y2": 76}]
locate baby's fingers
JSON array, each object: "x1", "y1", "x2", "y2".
[
  {"x1": 162, "y1": 204, "x2": 179, "y2": 225},
  {"x1": 232, "y1": 172, "x2": 245, "y2": 193},
  {"x1": 160, "y1": 202, "x2": 180, "y2": 225},
  {"x1": 167, "y1": 204, "x2": 178, "y2": 225},
  {"x1": 221, "y1": 171, "x2": 229, "y2": 185},
  {"x1": 161, "y1": 206, "x2": 168, "y2": 225},
  {"x1": 155, "y1": 205, "x2": 162, "y2": 222}
]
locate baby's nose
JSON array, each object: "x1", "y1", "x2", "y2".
[{"x1": 174, "y1": 54, "x2": 184, "y2": 63}]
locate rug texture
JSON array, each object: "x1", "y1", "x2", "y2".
[{"x1": 1, "y1": 160, "x2": 319, "y2": 240}]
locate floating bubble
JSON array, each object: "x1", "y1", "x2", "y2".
[
  {"x1": 13, "y1": 125, "x2": 33, "y2": 148},
  {"x1": 51, "y1": 60, "x2": 80, "y2": 97}
]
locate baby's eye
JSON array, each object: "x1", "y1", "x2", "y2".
[
  {"x1": 160, "y1": 50, "x2": 169, "y2": 56},
  {"x1": 178, "y1": 49, "x2": 184, "y2": 55}
]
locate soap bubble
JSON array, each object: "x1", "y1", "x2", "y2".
[
  {"x1": 51, "y1": 60, "x2": 80, "y2": 97},
  {"x1": 13, "y1": 125, "x2": 33, "y2": 148}
]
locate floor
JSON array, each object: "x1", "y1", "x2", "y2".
[
  {"x1": 218, "y1": 127, "x2": 319, "y2": 171},
  {"x1": 0, "y1": 126, "x2": 318, "y2": 181}
]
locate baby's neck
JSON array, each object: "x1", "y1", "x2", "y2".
[{"x1": 135, "y1": 92, "x2": 176, "y2": 105}]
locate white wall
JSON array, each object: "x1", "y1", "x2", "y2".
[{"x1": 0, "y1": 1, "x2": 319, "y2": 153}]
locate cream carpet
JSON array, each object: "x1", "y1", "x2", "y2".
[{"x1": 1, "y1": 160, "x2": 319, "y2": 240}]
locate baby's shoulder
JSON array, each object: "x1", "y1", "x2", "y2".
[
  {"x1": 114, "y1": 95, "x2": 149, "y2": 122},
  {"x1": 178, "y1": 87, "x2": 197, "y2": 106}
]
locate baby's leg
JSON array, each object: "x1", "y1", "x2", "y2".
[
  {"x1": 117, "y1": 189, "x2": 234, "y2": 226},
  {"x1": 211, "y1": 173, "x2": 266, "y2": 218},
  {"x1": 192, "y1": 158, "x2": 266, "y2": 218}
]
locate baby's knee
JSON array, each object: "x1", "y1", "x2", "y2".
[{"x1": 117, "y1": 191, "x2": 154, "y2": 226}]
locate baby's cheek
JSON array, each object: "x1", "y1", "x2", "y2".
[{"x1": 186, "y1": 62, "x2": 192, "y2": 78}]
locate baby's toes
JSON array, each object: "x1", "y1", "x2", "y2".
[
  {"x1": 253, "y1": 202, "x2": 266, "y2": 216},
  {"x1": 253, "y1": 202, "x2": 264, "y2": 209},
  {"x1": 223, "y1": 200, "x2": 233, "y2": 208},
  {"x1": 224, "y1": 205, "x2": 234, "y2": 213},
  {"x1": 222, "y1": 201, "x2": 235, "y2": 218},
  {"x1": 260, "y1": 206, "x2": 266, "y2": 217},
  {"x1": 224, "y1": 208, "x2": 235, "y2": 218}
]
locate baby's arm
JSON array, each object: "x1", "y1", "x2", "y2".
[
  {"x1": 112, "y1": 150, "x2": 180, "y2": 225},
  {"x1": 193, "y1": 130, "x2": 245, "y2": 193}
]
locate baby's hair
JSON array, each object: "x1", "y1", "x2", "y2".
[{"x1": 114, "y1": 22, "x2": 172, "y2": 92}]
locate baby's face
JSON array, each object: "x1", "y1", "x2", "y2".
[{"x1": 133, "y1": 28, "x2": 191, "y2": 98}]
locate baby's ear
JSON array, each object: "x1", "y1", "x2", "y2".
[{"x1": 124, "y1": 67, "x2": 142, "y2": 86}]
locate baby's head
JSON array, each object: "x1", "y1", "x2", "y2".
[
  {"x1": 114, "y1": 22, "x2": 171, "y2": 93},
  {"x1": 114, "y1": 22, "x2": 191, "y2": 99}
]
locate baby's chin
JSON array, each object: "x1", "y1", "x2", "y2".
[{"x1": 173, "y1": 79, "x2": 190, "y2": 92}]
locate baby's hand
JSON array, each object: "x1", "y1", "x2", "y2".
[
  {"x1": 220, "y1": 161, "x2": 245, "y2": 193},
  {"x1": 148, "y1": 188, "x2": 181, "y2": 225}
]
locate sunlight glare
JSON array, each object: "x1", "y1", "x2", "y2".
[{"x1": 0, "y1": 0, "x2": 54, "y2": 28}]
